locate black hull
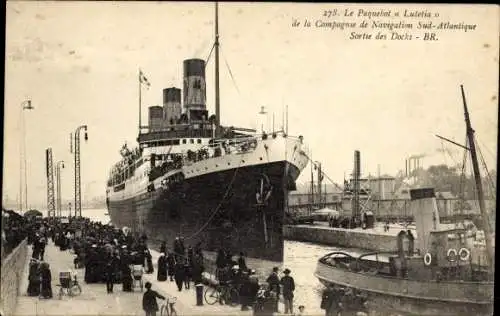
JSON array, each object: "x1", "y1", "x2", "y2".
[{"x1": 108, "y1": 161, "x2": 299, "y2": 262}]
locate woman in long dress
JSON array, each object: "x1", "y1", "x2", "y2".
[
  {"x1": 27, "y1": 259, "x2": 40, "y2": 296},
  {"x1": 145, "y1": 249, "x2": 154, "y2": 274},
  {"x1": 157, "y1": 253, "x2": 167, "y2": 281},
  {"x1": 39, "y1": 262, "x2": 53, "y2": 299}
]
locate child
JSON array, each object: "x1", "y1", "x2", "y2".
[{"x1": 142, "y1": 281, "x2": 165, "y2": 316}]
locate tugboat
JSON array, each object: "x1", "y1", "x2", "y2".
[{"x1": 314, "y1": 86, "x2": 495, "y2": 316}]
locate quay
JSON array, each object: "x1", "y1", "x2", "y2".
[
  {"x1": 284, "y1": 222, "x2": 416, "y2": 252},
  {"x1": 11, "y1": 241, "x2": 289, "y2": 316}
]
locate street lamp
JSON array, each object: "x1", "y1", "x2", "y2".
[
  {"x1": 71, "y1": 125, "x2": 88, "y2": 218},
  {"x1": 19, "y1": 99, "x2": 34, "y2": 213},
  {"x1": 55, "y1": 161, "x2": 65, "y2": 217}
]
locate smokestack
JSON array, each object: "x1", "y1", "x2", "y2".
[
  {"x1": 163, "y1": 88, "x2": 182, "y2": 125},
  {"x1": 148, "y1": 106, "x2": 163, "y2": 131},
  {"x1": 409, "y1": 188, "x2": 441, "y2": 254},
  {"x1": 183, "y1": 59, "x2": 206, "y2": 110}
]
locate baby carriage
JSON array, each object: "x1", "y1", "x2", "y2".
[
  {"x1": 131, "y1": 264, "x2": 144, "y2": 291},
  {"x1": 57, "y1": 270, "x2": 82, "y2": 299}
]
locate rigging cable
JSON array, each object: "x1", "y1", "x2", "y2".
[
  {"x1": 475, "y1": 136, "x2": 496, "y2": 199},
  {"x1": 185, "y1": 158, "x2": 243, "y2": 241},
  {"x1": 205, "y1": 43, "x2": 215, "y2": 68},
  {"x1": 301, "y1": 152, "x2": 344, "y2": 192},
  {"x1": 458, "y1": 136, "x2": 468, "y2": 217},
  {"x1": 220, "y1": 46, "x2": 241, "y2": 95}
]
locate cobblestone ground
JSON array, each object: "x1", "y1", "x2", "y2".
[{"x1": 14, "y1": 242, "x2": 260, "y2": 316}]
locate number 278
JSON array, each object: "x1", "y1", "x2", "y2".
[{"x1": 323, "y1": 9, "x2": 338, "y2": 17}]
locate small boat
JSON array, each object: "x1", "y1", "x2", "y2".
[{"x1": 315, "y1": 86, "x2": 495, "y2": 316}]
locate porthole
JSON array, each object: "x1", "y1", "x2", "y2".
[{"x1": 259, "y1": 157, "x2": 263, "y2": 160}]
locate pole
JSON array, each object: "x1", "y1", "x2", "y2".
[
  {"x1": 138, "y1": 69, "x2": 142, "y2": 134},
  {"x1": 214, "y1": 1, "x2": 220, "y2": 128},
  {"x1": 19, "y1": 107, "x2": 24, "y2": 213},
  {"x1": 24, "y1": 115, "x2": 28, "y2": 211},
  {"x1": 55, "y1": 165, "x2": 59, "y2": 217},
  {"x1": 56, "y1": 161, "x2": 64, "y2": 217},
  {"x1": 20, "y1": 100, "x2": 33, "y2": 212},
  {"x1": 74, "y1": 125, "x2": 87, "y2": 218},
  {"x1": 460, "y1": 85, "x2": 494, "y2": 272}
]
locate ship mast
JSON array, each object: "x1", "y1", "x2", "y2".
[
  {"x1": 214, "y1": 1, "x2": 220, "y2": 128},
  {"x1": 460, "y1": 84, "x2": 494, "y2": 273}
]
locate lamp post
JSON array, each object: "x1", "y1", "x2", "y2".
[
  {"x1": 19, "y1": 99, "x2": 34, "y2": 213},
  {"x1": 55, "y1": 161, "x2": 65, "y2": 217},
  {"x1": 68, "y1": 202, "x2": 72, "y2": 218},
  {"x1": 71, "y1": 125, "x2": 88, "y2": 218}
]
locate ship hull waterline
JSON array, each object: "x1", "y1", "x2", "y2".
[{"x1": 107, "y1": 160, "x2": 300, "y2": 262}]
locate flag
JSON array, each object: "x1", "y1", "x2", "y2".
[{"x1": 139, "y1": 69, "x2": 151, "y2": 88}]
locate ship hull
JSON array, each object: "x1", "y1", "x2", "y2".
[
  {"x1": 108, "y1": 160, "x2": 300, "y2": 262},
  {"x1": 315, "y1": 261, "x2": 494, "y2": 316}
]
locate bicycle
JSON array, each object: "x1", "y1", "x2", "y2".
[
  {"x1": 160, "y1": 296, "x2": 178, "y2": 316},
  {"x1": 204, "y1": 282, "x2": 239, "y2": 306}
]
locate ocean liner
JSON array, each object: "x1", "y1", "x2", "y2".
[{"x1": 105, "y1": 3, "x2": 309, "y2": 261}]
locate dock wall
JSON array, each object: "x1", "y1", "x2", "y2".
[
  {"x1": 1, "y1": 239, "x2": 28, "y2": 316},
  {"x1": 283, "y1": 225, "x2": 397, "y2": 252}
]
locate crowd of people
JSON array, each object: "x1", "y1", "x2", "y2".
[
  {"x1": 2, "y1": 209, "x2": 29, "y2": 259},
  {"x1": 1, "y1": 212, "x2": 373, "y2": 316}
]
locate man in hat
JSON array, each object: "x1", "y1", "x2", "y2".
[
  {"x1": 266, "y1": 267, "x2": 280, "y2": 313},
  {"x1": 280, "y1": 268, "x2": 295, "y2": 314}
]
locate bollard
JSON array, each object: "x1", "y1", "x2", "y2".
[{"x1": 196, "y1": 283, "x2": 204, "y2": 306}]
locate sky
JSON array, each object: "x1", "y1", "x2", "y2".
[{"x1": 3, "y1": 2, "x2": 499, "y2": 208}]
